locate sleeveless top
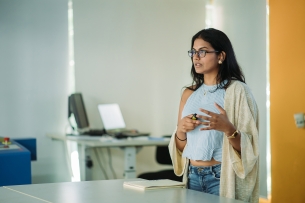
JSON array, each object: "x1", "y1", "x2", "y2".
[{"x1": 181, "y1": 83, "x2": 225, "y2": 162}]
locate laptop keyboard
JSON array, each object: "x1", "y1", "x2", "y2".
[{"x1": 81, "y1": 129, "x2": 106, "y2": 136}]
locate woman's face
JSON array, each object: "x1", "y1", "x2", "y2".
[{"x1": 192, "y1": 38, "x2": 219, "y2": 75}]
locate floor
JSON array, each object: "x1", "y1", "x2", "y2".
[{"x1": 259, "y1": 196, "x2": 271, "y2": 203}]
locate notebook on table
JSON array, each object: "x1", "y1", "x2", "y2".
[
  {"x1": 97, "y1": 103, "x2": 149, "y2": 138},
  {"x1": 123, "y1": 179, "x2": 185, "y2": 190}
]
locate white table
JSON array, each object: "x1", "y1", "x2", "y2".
[
  {"x1": 46, "y1": 134, "x2": 170, "y2": 181},
  {"x1": 0, "y1": 179, "x2": 248, "y2": 203},
  {"x1": 0, "y1": 186, "x2": 43, "y2": 203}
]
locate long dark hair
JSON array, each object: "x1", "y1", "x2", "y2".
[{"x1": 188, "y1": 28, "x2": 245, "y2": 91}]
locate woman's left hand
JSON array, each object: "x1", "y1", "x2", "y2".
[{"x1": 198, "y1": 102, "x2": 235, "y2": 135}]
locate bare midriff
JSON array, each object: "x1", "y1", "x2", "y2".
[{"x1": 190, "y1": 158, "x2": 221, "y2": 167}]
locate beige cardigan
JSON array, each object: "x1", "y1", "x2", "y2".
[{"x1": 169, "y1": 81, "x2": 259, "y2": 203}]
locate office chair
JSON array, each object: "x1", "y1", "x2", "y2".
[{"x1": 138, "y1": 137, "x2": 183, "y2": 182}]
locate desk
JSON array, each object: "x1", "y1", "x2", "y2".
[
  {"x1": 0, "y1": 179, "x2": 247, "y2": 203},
  {"x1": 0, "y1": 187, "x2": 44, "y2": 203},
  {"x1": 46, "y1": 134, "x2": 170, "y2": 181}
]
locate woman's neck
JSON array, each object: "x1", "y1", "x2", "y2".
[{"x1": 203, "y1": 74, "x2": 217, "y2": 85}]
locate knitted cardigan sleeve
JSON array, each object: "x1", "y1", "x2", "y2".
[
  {"x1": 220, "y1": 81, "x2": 259, "y2": 203},
  {"x1": 226, "y1": 81, "x2": 259, "y2": 178},
  {"x1": 168, "y1": 126, "x2": 187, "y2": 175}
]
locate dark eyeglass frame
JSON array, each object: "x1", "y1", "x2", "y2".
[{"x1": 188, "y1": 49, "x2": 219, "y2": 58}]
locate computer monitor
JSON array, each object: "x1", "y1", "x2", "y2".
[{"x1": 68, "y1": 93, "x2": 89, "y2": 130}]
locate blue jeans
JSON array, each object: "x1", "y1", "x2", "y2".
[{"x1": 187, "y1": 164, "x2": 221, "y2": 196}]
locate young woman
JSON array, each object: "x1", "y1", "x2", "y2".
[{"x1": 169, "y1": 28, "x2": 259, "y2": 203}]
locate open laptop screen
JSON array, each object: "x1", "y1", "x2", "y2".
[{"x1": 98, "y1": 103, "x2": 126, "y2": 131}]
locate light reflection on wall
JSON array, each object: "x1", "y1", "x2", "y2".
[
  {"x1": 67, "y1": 0, "x2": 80, "y2": 182},
  {"x1": 71, "y1": 150, "x2": 81, "y2": 182},
  {"x1": 205, "y1": 1, "x2": 214, "y2": 28}
]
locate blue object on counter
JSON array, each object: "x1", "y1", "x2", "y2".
[
  {"x1": 0, "y1": 139, "x2": 32, "y2": 186},
  {"x1": 13, "y1": 138, "x2": 37, "y2": 161}
]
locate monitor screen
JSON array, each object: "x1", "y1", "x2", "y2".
[{"x1": 68, "y1": 93, "x2": 89, "y2": 130}]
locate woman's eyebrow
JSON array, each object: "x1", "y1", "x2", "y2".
[{"x1": 192, "y1": 46, "x2": 209, "y2": 50}]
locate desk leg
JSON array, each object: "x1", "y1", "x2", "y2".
[
  {"x1": 123, "y1": 147, "x2": 136, "y2": 179},
  {"x1": 78, "y1": 144, "x2": 92, "y2": 181}
]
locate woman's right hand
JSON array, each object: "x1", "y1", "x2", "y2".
[{"x1": 177, "y1": 114, "x2": 201, "y2": 134}]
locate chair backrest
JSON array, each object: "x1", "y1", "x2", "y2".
[{"x1": 156, "y1": 146, "x2": 172, "y2": 165}]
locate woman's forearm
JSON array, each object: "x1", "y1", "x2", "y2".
[{"x1": 175, "y1": 131, "x2": 187, "y2": 152}]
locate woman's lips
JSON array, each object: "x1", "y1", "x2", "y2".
[{"x1": 194, "y1": 63, "x2": 202, "y2": 68}]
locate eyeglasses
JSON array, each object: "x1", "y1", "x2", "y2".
[{"x1": 188, "y1": 49, "x2": 219, "y2": 58}]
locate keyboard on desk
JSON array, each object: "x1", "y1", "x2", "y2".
[
  {"x1": 121, "y1": 131, "x2": 149, "y2": 137},
  {"x1": 81, "y1": 129, "x2": 106, "y2": 136},
  {"x1": 110, "y1": 130, "x2": 150, "y2": 139}
]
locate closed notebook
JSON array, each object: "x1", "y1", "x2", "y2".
[{"x1": 123, "y1": 179, "x2": 185, "y2": 190}]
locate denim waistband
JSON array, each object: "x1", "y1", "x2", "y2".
[{"x1": 189, "y1": 164, "x2": 221, "y2": 175}]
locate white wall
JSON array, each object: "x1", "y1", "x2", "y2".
[
  {"x1": 0, "y1": 0, "x2": 70, "y2": 183},
  {"x1": 72, "y1": 0, "x2": 207, "y2": 178},
  {"x1": 212, "y1": 0, "x2": 268, "y2": 198}
]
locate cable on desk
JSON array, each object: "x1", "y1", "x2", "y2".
[
  {"x1": 94, "y1": 148, "x2": 109, "y2": 180},
  {"x1": 99, "y1": 148, "x2": 110, "y2": 175},
  {"x1": 106, "y1": 148, "x2": 117, "y2": 179}
]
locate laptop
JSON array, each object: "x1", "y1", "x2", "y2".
[{"x1": 97, "y1": 103, "x2": 149, "y2": 138}]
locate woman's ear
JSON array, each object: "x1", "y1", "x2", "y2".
[{"x1": 218, "y1": 51, "x2": 226, "y2": 64}]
